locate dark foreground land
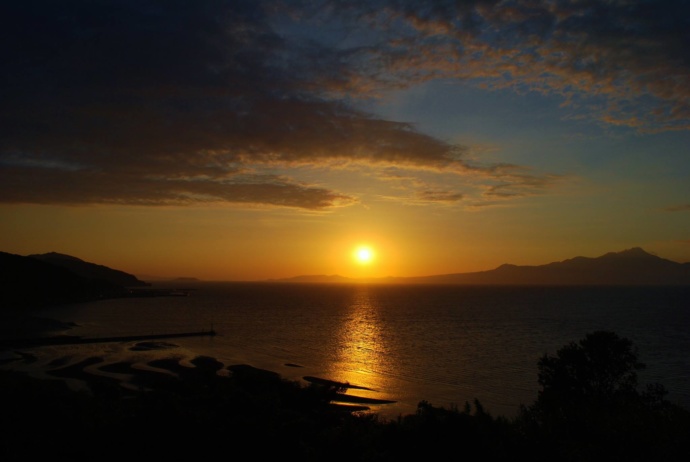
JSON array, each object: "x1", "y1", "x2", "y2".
[{"x1": 2, "y1": 331, "x2": 690, "y2": 461}]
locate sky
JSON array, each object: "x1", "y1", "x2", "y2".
[{"x1": 1, "y1": 0, "x2": 689, "y2": 281}]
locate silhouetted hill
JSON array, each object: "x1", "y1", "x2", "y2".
[
  {"x1": 0, "y1": 251, "x2": 128, "y2": 310},
  {"x1": 268, "y1": 274, "x2": 354, "y2": 283},
  {"x1": 278, "y1": 248, "x2": 690, "y2": 286},
  {"x1": 392, "y1": 248, "x2": 690, "y2": 285},
  {"x1": 28, "y1": 252, "x2": 149, "y2": 287}
]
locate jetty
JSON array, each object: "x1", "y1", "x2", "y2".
[
  {"x1": 0, "y1": 329, "x2": 217, "y2": 348},
  {"x1": 124, "y1": 288, "x2": 193, "y2": 297}
]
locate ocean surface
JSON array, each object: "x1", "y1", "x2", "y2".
[{"x1": 13, "y1": 282, "x2": 690, "y2": 420}]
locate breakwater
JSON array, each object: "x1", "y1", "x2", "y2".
[{"x1": 0, "y1": 329, "x2": 217, "y2": 348}]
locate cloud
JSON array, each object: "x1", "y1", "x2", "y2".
[
  {"x1": 313, "y1": 0, "x2": 690, "y2": 132},
  {"x1": 0, "y1": 164, "x2": 356, "y2": 209},
  {"x1": 0, "y1": 0, "x2": 572, "y2": 209},
  {"x1": 415, "y1": 189, "x2": 463, "y2": 203},
  {"x1": 664, "y1": 204, "x2": 690, "y2": 212},
  {"x1": 482, "y1": 171, "x2": 564, "y2": 199}
]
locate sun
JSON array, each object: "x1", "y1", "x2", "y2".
[{"x1": 353, "y1": 245, "x2": 375, "y2": 265}]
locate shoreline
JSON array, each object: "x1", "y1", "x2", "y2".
[
  {"x1": 0, "y1": 338, "x2": 398, "y2": 415},
  {"x1": 0, "y1": 311, "x2": 405, "y2": 417}
]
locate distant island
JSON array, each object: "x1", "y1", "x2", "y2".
[
  {"x1": 271, "y1": 248, "x2": 690, "y2": 286},
  {"x1": 267, "y1": 274, "x2": 353, "y2": 284}
]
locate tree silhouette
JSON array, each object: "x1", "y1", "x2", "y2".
[
  {"x1": 537, "y1": 330, "x2": 645, "y2": 406},
  {"x1": 519, "y1": 330, "x2": 689, "y2": 461}
]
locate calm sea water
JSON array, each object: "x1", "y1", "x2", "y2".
[{"x1": 18, "y1": 283, "x2": 690, "y2": 420}]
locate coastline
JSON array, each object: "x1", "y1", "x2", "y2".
[
  {"x1": 0, "y1": 336, "x2": 397, "y2": 415},
  {"x1": 0, "y1": 309, "x2": 401, "y2": 417},
  {"x1": 0, "y1": 338, "x2": 405, "y2": 460}
]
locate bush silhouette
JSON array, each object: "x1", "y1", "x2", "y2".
[
  {"x1": 519, "y1": 330, "x2": 690, "y2": 461},
  {"x1": 535, "y1": 331, "x2": 646, "y2": 407}
]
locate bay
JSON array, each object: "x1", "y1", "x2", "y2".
[{"x1": 17, "y1": 283, "x2": 690, "y2": 420}]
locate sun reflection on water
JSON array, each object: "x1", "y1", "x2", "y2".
[{"x1": 329, "y1": 285, "x2": 389, "y2": 402}]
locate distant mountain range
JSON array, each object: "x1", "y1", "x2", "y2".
[
  {"x1": 3, "y1": 247, "x2": 689, "y2": 313},
  {"x1": 271, "y1": 248, "x2": 690, "y2": 286}
]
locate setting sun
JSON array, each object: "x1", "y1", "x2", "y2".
[{"x1": 354, "y1": 246, "x2": 375, "y2": 265}]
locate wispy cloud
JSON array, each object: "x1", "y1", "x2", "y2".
[
  {"x1": 310, "y1": 0, "x2": 690, "y2": 132},
  {"x1": 664, "y1": 204, "x2": 690, "y2": 212},
  {"x1": 415, "y1": 189, "x2": 464, "y2": 204}
]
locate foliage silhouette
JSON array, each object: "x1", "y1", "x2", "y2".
[{"x1": 518, "y1": 330, "x2": 690, "y2": 461}]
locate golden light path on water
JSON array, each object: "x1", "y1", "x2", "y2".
[{"x1": 325, "y1": 285, "x2": 391, "y2": 408}]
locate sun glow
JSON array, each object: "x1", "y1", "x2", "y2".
[{"x1": 354, "y1": 245, "x2": 375, "y2": 265}]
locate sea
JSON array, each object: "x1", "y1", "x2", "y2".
[{"x1": 9, "y1": 282, "x2": 690, "y2": 421}]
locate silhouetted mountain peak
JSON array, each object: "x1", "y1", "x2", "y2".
[
  {"x1": 31, "y1": 251, "x2": 85, "y2": 262},
  {"x1": 602, "y1": 247, "x2": 656, "y2": 259},
  {"x1": 468, "y1": 248, "x2": 688, "y2": 285}
]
